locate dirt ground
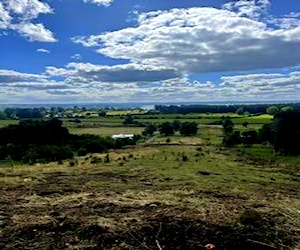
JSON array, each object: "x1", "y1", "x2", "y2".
[{"x1": 0, "y1": 145, "x2": 299, "y2": 250}]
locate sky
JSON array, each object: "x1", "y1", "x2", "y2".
[{"x1": 0, "y1": 0, "x2": 300, "y2": 104}]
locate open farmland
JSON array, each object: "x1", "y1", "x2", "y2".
[{"x1": 0, "y1": 112, "x2": 299, "y2": 250}]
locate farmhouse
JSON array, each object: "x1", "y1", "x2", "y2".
[{"x1": 112, "y1": 134, "x2": 134, "y2": 139}]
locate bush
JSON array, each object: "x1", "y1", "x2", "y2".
[
  {"x1": 223, "y1": 131, "x2": 241, "y2": 147},
  {"x1": 179, "y1": 122, "x2": 198, "y2": 136}
]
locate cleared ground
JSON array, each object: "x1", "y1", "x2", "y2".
[{"x1": 0, "y1": 123, "x2": 299, "y2": 249}]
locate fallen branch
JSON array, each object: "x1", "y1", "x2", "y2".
[{"x1": 156, "y1": 240, "x2": 162, "y2": 250}]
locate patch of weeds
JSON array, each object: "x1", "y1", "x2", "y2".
[{"x1": 91, "y1": 157, "x2": 102, "y2": 164}]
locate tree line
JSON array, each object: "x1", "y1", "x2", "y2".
[
  {"x1": 142, "y1": 120, "x2": 198, "y2": 137},
  {"x1": 0, "y1": 119, "x2": 139, "y2": 164},
  {"x1": 155, "y1": 103, "x2": 300, "y2": 115}
]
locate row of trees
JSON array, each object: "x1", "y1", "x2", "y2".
[
  {"x1": 3, "y1": 108, "x2": 46, "y2": 119},
  {"x1": 155, "y1": 104, "x2": 300, "y2": 115},
  {"x1": 222, "y1": 111, "x2": 300, "y2": 155},
  {"x1": 0, "y1": 119, "x2": 139, "y2": 164},
  {"x1": 142, "y1": 120, "x2": 198, "y2": 136},
  {"x1": 222, "y1": 118, "x2": 259, "y2": 147}
]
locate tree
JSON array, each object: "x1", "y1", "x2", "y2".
[
  {"x1": 259, "y1": 111, "x2": 300, "y2": 155},
  {"x1": 223, "y1": 131, "x2": 241, "y2": 147},
  {"x1": 123, "y1": 115, "x2": 134, "y2": 125},
  {"x1": 241, "y1": 130, "x2": 258, "y2": 146},
  {"x1": 159, "y1": 122, "x2": 174, "y2": 136},
  {"x1": 222, "y1": 117, "x2": 234, "y2": 134},
  {"x1": 236, "y1": 107, "x2": 244, "y2": 115},
  {"x1": 0, "y1": 110, "x2": 6, "y2": 120},
  {"x1": 98, "y1": 110, "x2": 107, "y2": 117},
  {"x1": 266, "y1": 106, "x2": 279, "y2": 115},
  {"x1": 222, "y1": 117, "x2": 240, "y2": 147},
  {"x1": 142, "y1": 123, "x2": 156, "y2": 136},
  {"x1": 280, "y1": 106, "x2": 293, "y2": 113},
  {"x1": 242, "y1": 121, "x2": 249, "y2": 128},
  {"x1": 179, "y1": 122, "x2": 198, "y2": 136},
  {"x1": 258, "y1": 124, "x2": 273, "y2": 144},
  {"x1": 272, "y1": 111, "x2": 300, "y2": 155},
  {"x1": 172, "y1": 120, "x2": 181, "y2": 131}
]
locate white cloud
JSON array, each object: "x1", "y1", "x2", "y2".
[
  {"x1": 0, "y1": 69, "x2": 48, "y2": 83},
  {"x1": 12, "y1": 22, "x2": 56, "y2": 42},
  {"x1": 45, "y1": 66, "x2": 75, "y2": 78},
  {"x1": 0, "y1": 2, "x2": 11, "y2": 29},
  {"x1": 222, "y1": 0, "x2": 270, "y2": 20},
  {"x1": 47, "y1": 62, "x2": 180, "y2": 83},
  {"x1": 82, "y1": 0, "x2": 114, "y2": 7},
  {"x1": 218, "y1": 71, "x2": 300, "y2": 100},
  {"x1": 70, "y1": 53, "x2": 82, "y2": 60},
  {"x1": 0, "y1": 0, "x2": 56, "y2": 42},
  {"x1": 73, "y1": 6, "x2": 300, "y2": 75},
  {"x1": 268, "y1": 12, "x2": 300, "y2": 29},
  {"x1": 37, "y1": 48, "x2": 50, "y2": 53},
  {"x1": 2, "y1": 67, "x2": 300, "y2": 103},
  {"x1": 5, "y1": 0, "x2": 53, "y2": 20}
]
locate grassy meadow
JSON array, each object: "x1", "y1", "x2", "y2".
[{"x1": 0, "y1": 112, "x2": 299, "y2": 249}]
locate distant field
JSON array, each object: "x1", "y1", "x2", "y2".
[
  {"x1": 0, "y1": 120, "x2": 18, "y2": 128},
  {"x1": 68, "y1": 126, "x2": 144, "y2": 136},
  {"x1": 107, "y1": 109, "x2": 147, "y2": 116},
  {"x1": 233, "y1": 114, "x2": 273, "y2": 124}
]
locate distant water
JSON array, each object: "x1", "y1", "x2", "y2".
[{"x1": 0, "y1": 100, "x2": 298, "y2": 110}]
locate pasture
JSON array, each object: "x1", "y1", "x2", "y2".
[{"x1": 0, "y1": 112, "x2": 299, "y2": 249}]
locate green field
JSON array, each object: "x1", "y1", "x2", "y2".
[
  {"x1": 0, "y1": 119, "x2": 18, "y2": 128},
  {"x1": 68, "y1": 126, "x2": 144, "y2": 136}
]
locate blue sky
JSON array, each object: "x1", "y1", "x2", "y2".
[{"x1": 1, "y1": 0, "x2": 300, "y2": 103}]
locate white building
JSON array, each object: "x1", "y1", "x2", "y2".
[{"x1": 112, "y1": 134, "x2": 134, "y2": 139}]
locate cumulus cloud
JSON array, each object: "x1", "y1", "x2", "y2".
[
  {"x1": 82, "y1": 0, "x2": 114, "y2": 7},
  {"x1": 218, "y1": 71, "x2": 300, "y2": 100},
  {"x1": 0, "y1": 2, "x2": 11, "y2": 29},
  {"x1": 0, "y1": 0, "x2": 56, "y2": 42},
  {"x1": 5, "y1": 0, "x2": 53, "y2": 20},
  {"x1": 37, "y1": 48, "x2": 50, "y2": 53},
  {"x1": 46, "y1": 62, "x2": 180, "y2": 83},
  {"x1": 73, "y1": 6, "x2": 300, "y2": 74},
  {"x1": 12, "y1": 22, "x2": 56, "y2": 42},
  {"x1": 0, "y1": 69, "x2": 48, "y2": 83},
  {"x1": 222, "y1": 0, "x2": 270, "y2": 20},
  {"x1": 2, "y1": 67, "x2": 300, "y2": 103}
]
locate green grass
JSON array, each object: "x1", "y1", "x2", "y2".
[
  {"x1": 106, "y1": 109, "x2": 147, "y2": 116},
  {"x1": 0, "y1": 117, "x2": 299, "y2": 249},
  {"x1": 233, "y1": 114, "x2": 273, "y2": 124},
  {"x1": 0, "y1": 119, "x2": 18, "y2": 128},
  {"x1": 68, "y1": 126, "x2": 144, "y2": 136}
]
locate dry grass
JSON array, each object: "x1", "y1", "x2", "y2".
[{"x1": 0, "y1": 127, "x2": 299, "y2": 249}]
